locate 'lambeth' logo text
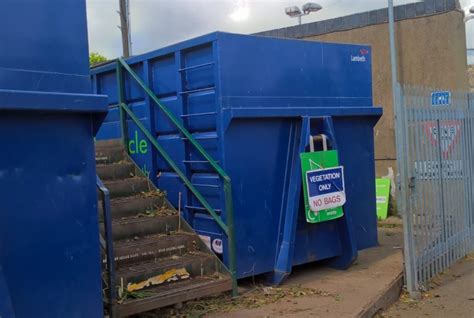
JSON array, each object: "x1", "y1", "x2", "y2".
[{"x1": 350, "y1": 55, "x2": 366, "y2": 62}]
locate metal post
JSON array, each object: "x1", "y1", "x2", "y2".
[
  {"x1": 119, "y1": 0, "x2": 132, "y2": 57},
  {"x1": 224, "y1": 180, "x2": 238, "y2": 297},
  {"x1": 96, "y1": 176, "x2": 117, "y2": 318},
  {"x1": 116, "y1": 61, "x2": 128, "y2": 148},
  {"x1": 388, "y1": 0, "x2": 398, "y2": 114},
  {"x1": 388, "y1": 0, "x2": 420, "y2": 299},
  {"x1": 388, "y1": 1, "x2": 401, "y2": 212}
]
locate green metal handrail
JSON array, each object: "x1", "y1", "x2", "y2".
[{"x1": 116, "y1": 58, "x2": 237, "y2": 296}]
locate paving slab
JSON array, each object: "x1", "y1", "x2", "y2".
[
  {"x1": 380, "y1": 254, "x2": 474, "y2": 318},
  {"x1": 143, "y1": 225, "x2": 404, "y2": 318},
  {"x1": 205, "y1": 226, "x2": 404, "y2": 318}
]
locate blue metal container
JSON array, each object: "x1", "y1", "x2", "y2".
[
  {"x1": 92, "y1": 32, "x2": 382, "y2": 281},
  {"x1": 0, "y1": 267, "x2": 14, "y2": 318},
  {"x1": 0, "y1": 1, "x2": 108, "y2": 317}
]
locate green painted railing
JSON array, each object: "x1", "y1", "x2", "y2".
[{"x1": 116, "y1": 58, "x2": 238, "y2": 296}]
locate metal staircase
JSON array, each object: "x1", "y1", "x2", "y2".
[{"x1": 96, "y1": 139, "x2": 232, "y2": 317}]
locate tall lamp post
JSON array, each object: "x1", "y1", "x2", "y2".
[
  {"x1": 285, "y1": 2, "x2": 322, "y2": 25},
  {"x1": 118, "y1": 0, "x2": 132, "y2": 57},
  {"x1": 388, "y1": 0, "x2": 397, "y2": 98},
  {"x1": 465, "y1": 6, "x2": 474, "y2": 64},
  {"x1": 388, "y1": 0, "x2": 420, "y2": 300}
]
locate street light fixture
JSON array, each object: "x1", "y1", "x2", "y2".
[
  {"x1": 285, "y1": 2, "x2": 322, "y2": 25},
  {"x1": 302, "y1": 2, "x2": 322, "y2": 14},
  {"x1": 465, "y1": 6, "x2": 474, "y2": 22},
  {"x1": 285, "y1": 6, "x2": 302, "y2": 17}
]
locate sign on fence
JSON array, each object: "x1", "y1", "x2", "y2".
[
  {"x1": 423, "y1": 121, "x2": 461, "y2": 159},
  {"x1": 414, "y1": 159, "x2": 463, "y2": 180},
  {"x1": 431, "y1": 91, "x2": 451, "y2": 106}
]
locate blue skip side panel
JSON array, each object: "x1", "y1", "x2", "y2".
[
  {"x1": 0, "y1": 266, "x2": 14, "y2": 318},
  {"x1": 218, "y1": 34, "x2": 372, "y2": 107},
  {"x1": 0, "y1": 0, "x2": 107, "y2": 316},
  {"x1": 92, "y1": 32, "x2": 382, "y2": 280},
  {"x1": 0, "y1": 113, "x2": 104, "y2": 317},
  {"x1": 0, "y1": 0, "x2": 91, "y2": 94}
]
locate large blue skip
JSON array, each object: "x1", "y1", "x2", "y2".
[
  {"x1": 92, "y1": 32, "x2": 382, "y2": 283},
  {"x1": 0, "y1": 0, "x2": 107, "y2": 317}
]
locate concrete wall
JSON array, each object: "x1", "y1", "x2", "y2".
[{"x1": 258, "y1": 1, "x2": 469, "y2": 177}]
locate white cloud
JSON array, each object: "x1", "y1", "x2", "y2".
[
  {"x1": 229, "y1": 1, "x2": 250, "y2": 22},
  {"x1": 86, "y1": 0, "x2": 121, "y2": 57}
]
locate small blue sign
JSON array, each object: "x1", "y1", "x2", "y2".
[
  {"x1": 306, "y1": 167, "x2": 345, "y2": 197},
  {"x1": 431, "y1": 91, "x2": 451, "y2": 107}
]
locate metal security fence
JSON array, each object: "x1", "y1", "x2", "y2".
[{"x1": 394, "y1": 84, "x2": 474, "y2": 296}]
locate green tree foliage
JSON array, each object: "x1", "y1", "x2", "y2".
[{"x1": 89, "y1": 52, "x2": 108, "y2": 66}]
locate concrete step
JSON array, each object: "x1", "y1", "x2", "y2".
[
  {"x1": 95, "y1": 140, "x2": 126, "y2": 164},
  {"x1": 95, "y1": 140, "x2": 232, "y2": 317},
  {"x1": 104, "y1": 215, "x2": 180, "y2": 241},
  {"x1": 115, "y1": 252, "x2": 218, "y2": 288},
  {"x1": 103, "y1": 177, "x2": 150, "y2": 198},
  {"x1": 96, "y1": 139, "x2": 123, "y2": 148},
  {"x1": 117, "y1": 276, "x2": 232, "y2": 317},
  {"x1": 113, "y1": 232, "x2": 198, "y2": 268},
  {"x1": 98, "y1": 193, "x2": 168, "y2": 220},
  {"x1": 96, "y1": 162, "x2": 136, "y2": 181},
  {"x1": 95, "y1": 146, "x2": 126, "y2": 165}
]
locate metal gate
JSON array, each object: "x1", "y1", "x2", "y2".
[{"x1": 394, "y1": 84, "x2": 474, "y2": 295}]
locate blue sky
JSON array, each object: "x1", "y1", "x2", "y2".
[{"x1": 86, "y1": 0, "x2": 474, "y2": 61}]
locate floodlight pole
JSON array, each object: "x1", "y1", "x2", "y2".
[
  {"x1": 388, "y1": 0, "x2": 397, "y2": 95},
  {"x1": 388, "y1": 0, "x2": 420, "y2": 300},
  {"x1": 465, "y1": 8, "x2": 474, "y2": 59},
  {"x1": 119, "y1": 0, "x2": 132, "y2": 58}
]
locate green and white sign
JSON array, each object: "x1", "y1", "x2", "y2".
[
  {"x1": 300, "y1": 150, "x2": 345, "y2": 223},
  {"x1": 376, "y1": 178, "x2": 391, "y2": 220}
]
